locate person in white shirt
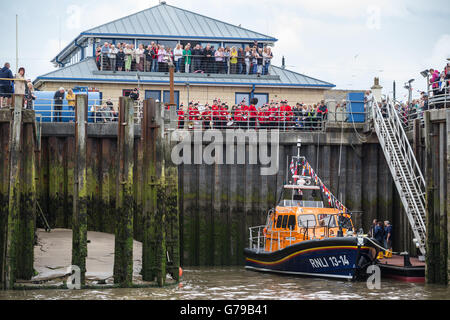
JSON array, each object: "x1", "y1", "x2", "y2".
[
  {"x1": 135, "y1": 44, "x2": 145, "y2": 72},
  {"x1": 108, "y1": 45, "x2": 118, "y2": 72},
  {"x1": 173, "y1": 43, "x2": 183, "y2": 73}
]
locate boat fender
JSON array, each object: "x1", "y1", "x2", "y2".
[{"x1": 179, "y1": 267, "x2": 183, "y2": 278}]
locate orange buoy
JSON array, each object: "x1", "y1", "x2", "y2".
[{"x1": 179, "y1": 266, "x2": 183, "y2": 278}]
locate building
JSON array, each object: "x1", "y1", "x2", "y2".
[{"x1": 34, "y1": 2, "x2": 335, "y2": 107}]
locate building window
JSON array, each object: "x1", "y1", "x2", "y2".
[
  {"x1": 122, "y1": 89, "x2": 133, "y2": 97},
  {"x1": 157, "y1": 40, "x2": 178, "y2": 48},
  {"x1": 224, "y1": 42, "x2": 245, "y2": 49},
  {"x1": 145, "y1": 90, "x2": 161, "y2": 101},
  {"x1": 163, "y1": 90, "x2": 179, "y2": 108},
  {"x1": 201, "y1": 42, "x2": 220, "y2": 49},
  {"x1": 137, "y1": 39, "x2": 157, "y2": 47},
  {"x1": 235, "y1": 92, "x2": 268, "y2": 108}
]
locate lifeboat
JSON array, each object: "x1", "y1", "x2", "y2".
[{"x1": 244, "y1": 140, "x2": 380, "y2": 281}]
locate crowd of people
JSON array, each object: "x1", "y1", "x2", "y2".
[
  {"x1": 96, "y1": 40, "x2": 273, "y2": 75},
  {"x1": 0, "y1": 62, "x2": 36, "y2": 109},
  {"x1": 176, "y1": 97, "x2": 329, "y2": 130}
]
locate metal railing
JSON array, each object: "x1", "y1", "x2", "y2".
[
  {"x1": 98, "y1": 52, "x2": 273, "y2": 75},
  {"x1": 370, "y1": 98, "x2": 426, "y2": 255},
  {"x1": 173, "y1": 109, "x2": 367, "y2": 131},
  {"x1": 30, "y1": 98, "x2": 143, "y2": 123}
]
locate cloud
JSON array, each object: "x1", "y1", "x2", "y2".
[{"x1": 428, "y1": 34, "x2": 450, "y2": 70}]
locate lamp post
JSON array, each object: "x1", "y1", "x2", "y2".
[{"x1": 185, "y1": 82, "x2": 190, "y2": 105}]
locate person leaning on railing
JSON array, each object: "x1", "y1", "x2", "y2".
[
  {"x1": 173, "y1": 43, "x2": 183, "y2": 73},
  {"x1": 183, "y1": 44, "x2": 192, "y2": 73},
  {"x1": 66, "y1": 88, "x2": 75, "y2": 122},
  {"x1": 53, "y1": 87, "x2": 65, "y2": 122},
  {"x1": 24, "y1": 81, "x2": 36, "y2": 110}
]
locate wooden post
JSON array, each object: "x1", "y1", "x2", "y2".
[
  {"x1": 424, "y1": 111, "x2": 448, "y2": 284},
  {"x1": 4, "y1": 95, "x2": 23, "y2": 289},
  {"x1": 164, "y1": 127, "x2": 180, "y2": 281},
  {"x1": 142, "y1": 98, "x2": 158, "y2": 282},
  {"x1": 438, "y1": 121, "x2": 448, "y2": 284},
  {"x1": 424, "y1": 111, "x2": 435, "y2": 283},
  {"x1": 72, "y1": 94, "x2": 88, "y2": 286},
  {"x1": 113, "y1": 97, "x2": 134, "y2": 287},
  {"x1": 16, "y1": 109, "x2": 36, "y2": 280},
  {"x1": 0, "y1": 111, "x2": 10, "y2": 288}
]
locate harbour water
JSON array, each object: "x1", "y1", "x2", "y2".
[{"x1": 0, "y1": 267, "x2": 449, "y2": 300}]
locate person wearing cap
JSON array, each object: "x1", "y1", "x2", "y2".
[
  {"x1": 53, "y1": 87, "x2": 65, "y2": 122},
  {"x1": 201, "y1": 104, "x2": 212, "y2": 129},
  {"x1": 178, "y1": 103, "x2": 185, "y2": 129},
  {"x1": 268, "y1": 102, "x2": 279, "y2": 128},
  {"x1": 188, "y1": 102, "x2": 199, "y2": 126},
  {"x1": 258, "y1": 104, "x2": 268, "y2": 129},
  {"x1": 248, "y1": 98, "x2": 258, "y2": 128},
  {"x1": 384, "y1": 221, "x2": 393, "y2": 249},
  {"x1": 234, "y1": 103, "x2": 244, "y2": 127},
  {"x1": 211, "y1": 99, "x2": 220, "y2": 129},
  {"x1": 219, "y1": 103, "x2": 229, "y2": 129}
]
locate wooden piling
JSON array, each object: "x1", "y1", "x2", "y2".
[
  {"x1": 142, "y1": 100, "x2": 168, "y2": 286},
  {"x1": 113, "y1": 96, "x2": 134, "y2": 287},
  {"x1": 141, "y1": 98, "x2": 158, "y2": 281},
  {"x1": 4, "y1": 96, "x2": 23, "y2": 289},
  {"x1": 0, "y1": 113, "x2": 10, "y2": 287},
  {"x1": 424, "y1": 111, "x2": 448, "y2": 285},
  {"x1": 72, "y1": 94, "x2": 88, "y2": 285},
  {"x1": 16, "y1": 110, "x2": 37, "y2": 280},
  {"x1": 163, "y1": 118, "x2": 180, "y2": 281}
]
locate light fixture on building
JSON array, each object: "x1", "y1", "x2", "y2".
[{"x1": 420, "y1": 70, "x2": 429, "y2": 78}]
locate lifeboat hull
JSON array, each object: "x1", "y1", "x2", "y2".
[{"x1": 244, "y1": 237, "x2": 378, "y2": 280}]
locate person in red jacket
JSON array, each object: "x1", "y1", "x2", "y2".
[
  {"x1": 258, "y1": 104, "x2": 269, "y2": 129},
  {"x1": 268, "y1": 102, "x2": 279, "y2": 128},
  {"x1": 280, "y1": 100, "x2": 294, "y2": 130},
  {"x1": 234, "y1": 103, "x2": 244, "y2": 128},
  {"x1": 201, "y1": 104, "x2": 211, "y2": 129},
  {"x1": 177, "y1": 103, "x2": 185, "y2": 129},
  {"x1": 248, "y1": 97, "x2": 258, "y2": 129},
  {"x1": 240, "y1": 103, "x2": 249, "y2": 129},
  {"x1": 219, "y1": 103, "x2": 229, "y2": 129},
  {"x1": 188, "y1": 102, "x2": 200, "y2": 126},
  {"x1": 211, "y1": 98, "x2": 220, "y2": 129}
]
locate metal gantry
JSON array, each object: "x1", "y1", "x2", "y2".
[{"x1": 370, "y1": 98, "x2": 427, "y2": 256}]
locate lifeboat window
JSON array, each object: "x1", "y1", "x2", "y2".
[
  {"x1": 317, "y1": 214, "x2": 337, "y2": 227},
  {"x1": 276, "y1": 215, "x2": 283, "y2": 228},
  {"x1": 281, "y1": 215, "x2": 288, "y2": 228},
  {"x1": 287, "y1": 215, "x2": 296, "y2": 230},
  {"x1": 297, "y1": 215, "x2": 316, "y2": 228}
]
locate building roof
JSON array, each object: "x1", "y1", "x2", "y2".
[
  {"x1": 52, "y1": 3, "x2": 277, "y2": 64},
  {"x1": 35, "y1": 57, "x2": 335, "y2": 89},
  {"x1": 84, "y1": 3, "x2": 277, "y2": 42}
]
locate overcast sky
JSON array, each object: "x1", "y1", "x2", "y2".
[{"x1": 1, "y1": 0, "x2": 449, "y2": 100}]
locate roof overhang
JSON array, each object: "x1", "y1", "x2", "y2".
[{"x1": 34, "y1": 76, "x2": 335, "y2": 90}]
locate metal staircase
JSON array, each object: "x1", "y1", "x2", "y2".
[{"x1": 370, "y1": 98, "x2": 427, "y2": 256}]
